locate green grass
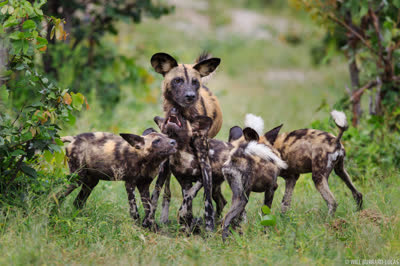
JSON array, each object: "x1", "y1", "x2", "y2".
[
  {"x1": 1, "y1": 171, "x2": 399, "y2": 265},
  {"x1": 1, "y1": 1, "x2": 400, "y2": 265}
]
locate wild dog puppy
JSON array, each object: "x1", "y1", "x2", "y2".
[
  {"x1": 150, "y1": 52, "x2": 222, "y2": 231},
  {"x1": 246, "y1": 111, "x2": 363, "y2": 215},
  {"x1": 59, "y1": 130, "x2": 177, "y2": 228},
  {"x1": 153, "y1": 110, "x2": 239, "y2": 232},
  {"x1": 221, "y1": 122, "x2": 287, "y2": 240}
]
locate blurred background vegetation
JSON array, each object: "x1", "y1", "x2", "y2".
[{"x1": 0, "y1": 0, "x2": 399, "y2": 264}]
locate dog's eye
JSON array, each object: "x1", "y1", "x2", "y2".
[
  {"x1": 173, "y1": 78, "x2": 184, "y2": 85},
  {"x1": 192, "y1": 79, "x2": 199, "y2": 88},
  {"x1": 152, "y1": 138, "x2": 161, "y2": 145}
]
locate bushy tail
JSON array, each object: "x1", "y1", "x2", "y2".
[
  {"x1": 61, "y1": 136, "x2": 75, "y2": 143},
  {"x1": 244, "y1": 113, "x2": 264, "y2": 136},
  {"x1": 330, "y1": 110, "x2": 348, "y2": 144}
]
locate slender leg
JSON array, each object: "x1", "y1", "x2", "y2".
[
  {"x1": 222, "y1": 191, "x2": 248, "y2": 241},
  {"x1": 193, "y1": 137, "x2": 214, "y2": 232},
  {"x1": 149, "y1": 160, "x2": 171, "y2": 223},
  {"x1": 73, "y1": 178, "x2": 99, "y2": 208},
  {"x1": 137, "y1": 181, "x2": 155, "y2": 229},
  {"x1": 178, "y1": 182, "x2": 194, "y2": 230},
  {"x1": 212, "y1": 184, "x2": 227, "y2": 221},
  {"x1": 264, "y1": 181, "x2": 278, "y2": 208},
  {"x1": 222, "y1": 167, "x2": 248, "y2": 240},
  {"x1": 313, "y1": 174, "x2": 337, "y2": 216},
  {"x1": 160, "y1": 171, "x2": 172, "y2": 224},
  {"x1": 334, "y1": 157, "x2": 363, "y2": 210},
  {"x1": 281, "y1": 174, "x2": 299, "y2": 213},
  {"x1": 125, "y1": 181, "x2": 139, "y2": 220}
]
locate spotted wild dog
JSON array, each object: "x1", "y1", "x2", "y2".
[
  {"x1": 221, "y1": 120, "x2": 287, "y2": 240},
  {"x1": 153, "y1": 110, "x2": 241, "y2": 232},
  {"x1": 245, "y1": 111, "x2": 363, "y2": 215},
  {"x1": 59, "y1": 130, "x2": 177, "y2": 228},
  {"x1": 150, "y1": 52, "x2": 222, "y2": 231}
]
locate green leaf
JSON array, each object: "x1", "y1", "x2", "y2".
[
  {"x1": 54, "y1": 138, "x2": 64, "y2": 146},
  {"x1": 0, "y1": 1, "x2": 8, "y2": 8},
  {"x1": 21, "y1": 131, "x2": 32, "y2": 142},
  {"x1": 0, "y1": 84, "x2": 8, "y2": 102},
  {"x1": 3, "y1": 17, "x2": 18, "y2": 28},
  {"x1": 21, "y1": 164, "x2": 37, "y2": 178},
  {"x1": 261, "y1": 205, "x2": 271, "y2": 214},
  {"x1": 394, "y1": 0, "x2": 400, "y2": 8},
  {"x1": 67, "y1": 112, "x2": 76, "y2": 125},
  {"x1": 11, "y1": 149, "x2": 26, "y2": 156},
  {"x1": 0, "y1": 136, "x2": 4, "y2": 146},
  {"x1": 54, "y1": 150, "x2": 64, "y2": 164},
  {"x1": 43, "y1": 150, "x2": 53, "y2": 162},
  {"x1": 22, "y1": 19, "x2": 36, "y2": 30},
  {"x1": 71, "y1": 92, "x2": 84, "y2": 111},
  {"x1": 9, "y1": 31, "x2": 23, "y2": 40},
  {"x1": 260, "y1": 214, "x2": 277, "y2": 226}
]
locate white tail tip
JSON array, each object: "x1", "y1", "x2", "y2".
[
  {"x1": 245, "y1": 141, "x2": 288, "y2": 169},
  {"x1": 330, "y1": 110, "x2": 348, "y2": 129},
  {"x1": 245, "y1": 113, "x2": 264, "y2": 136}
]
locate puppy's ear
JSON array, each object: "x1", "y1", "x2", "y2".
[
  {"x1": 151, "y1": 53, "x2": 178, "y2": 76},
  {"x1": 228, "y1": 126, "x2": 243, "y2": 142},
  {"x1": 264, "y1": 124, "x2": 283, "y2": 145},
  {"x1": 120, "y1": 134, "x2": 145, "y2": 149},
  {"x1": 193, "y1": 58, "x2": 220, "y2": 77},
  {"x1": 243, "y1": 127, "x2": 259, "y2": 142},
  {"x1": 154, "y1": 116, "x2": 165, "y2": 131},
  {"x1": 192, "y1": 116, "x2": 213, "y2": 136},
  {"x1": 142, "y1": 128, "x2": 157, "y2": 136}
]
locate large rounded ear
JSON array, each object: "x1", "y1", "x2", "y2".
[
  {"x1": 228, "y1": 126, "x2": 243, "y2": 142},
  {"x1": 120, "y1": 134, "x2": 144, "y2": 149},
  {"x1": 192, "y1": 116, "x2": 213, "y2": 136},
  {"x1": 142, "y1": 128, "x2": 157, "y2": 136},
  {"x1": 150, "y1": 53, "x2": 178, "y2": 76},
  {"x1": 243, "y1": 127, "x2": 259, "y2": 142},
  {"x1": 193, "y1": 58, "x2": 221, "y2": 77},
  {"x1": 153, "y1": 116, "x2": 165, "y2": 131},
  {"x1": 264, "y1": 124, "x2": 283, "y2": 145}
]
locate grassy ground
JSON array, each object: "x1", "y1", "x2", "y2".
[{"x1": 1, "y1": 1, "x2": 399, "y2": 265}]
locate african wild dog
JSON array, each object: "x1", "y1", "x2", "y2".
[
  {"x1": 246, "y1": 111, "x2": 363, "y2": 215},
  {"x1": 150, "y1": 52, "x2": 222, "y2": 231},
  {"x1": 153, "y1": 109, "x2": 241, "y2": 232},
  {"x1": 59, "y1": 130, "x2": 177, "y2": 228},
  {"x1": 221, "y1": 120, "x2": 287, "y2": 240}
]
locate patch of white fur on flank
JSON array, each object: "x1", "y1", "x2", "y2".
[
  {"x1": 245, "y1": 113, "x2": 264, "y2": 136},
  {"x1": 245, "y1": 141, "x2": 288, "y2": 169},
  {"x1": 331, "y1": 110, "x2": 348, "y2": 129},
  {"x1": 327, "y1": 149, "x2": 344, "y2": 169}
]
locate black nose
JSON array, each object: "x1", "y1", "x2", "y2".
[
  {"x1": 170, "y1": 139, "x2": 176, "y2": 146},
  {"x1": 185, "y1": 92, "x2": 196, "y2": 102}
]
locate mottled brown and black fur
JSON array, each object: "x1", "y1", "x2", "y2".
[
  {"x1": 153, "y1": 111, "x2": 239, "y2": 232},
  {"x1": 59, "y1": 130, "x2": 177, "y2": 228},
  {"x1": 150, "y1": 52, "x2": 223, "y2": 231},
  {"x1": 221, "y1": 127, "x2": 286, "y2": 240},
  {"x1": 261, "y1": 111, "x2": 363, "y2": 215},
  {"x1": 151, "y1": 52, "x2": 223, "y2": 138}
]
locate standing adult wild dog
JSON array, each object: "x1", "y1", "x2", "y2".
[{"x1": 150, "y1": 52, "x2": 222, "y2": 231}]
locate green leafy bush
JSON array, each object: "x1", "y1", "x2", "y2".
[{"x1": 0, "y1": 0, "x2": 84, "y2": 203}]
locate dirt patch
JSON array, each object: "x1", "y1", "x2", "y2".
[
  {"x1": 359, "y1": 209, "x2": 389, "y2": 226},
  {"x1": 329, "y1": 218, "x2": 348, "y2": 232}
]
